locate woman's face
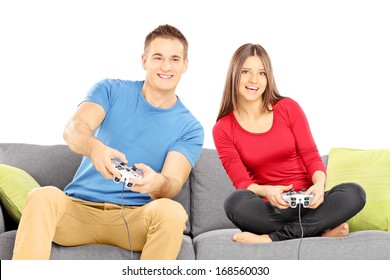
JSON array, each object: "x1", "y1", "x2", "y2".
[{"x1": 238, "y1": 55, "x2": 268, "y2": 104}]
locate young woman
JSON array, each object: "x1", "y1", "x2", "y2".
[{"x1": 212, "y1": 43, "x2": 366, "y2": 244}]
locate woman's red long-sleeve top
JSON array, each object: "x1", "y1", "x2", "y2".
[{"x1": 212, "y1": 98, "x2": 326, "y2": 193}]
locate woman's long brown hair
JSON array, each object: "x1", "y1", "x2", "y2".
[{"x1": 216, "y1": 44, "x2": 284, "y2": 122}]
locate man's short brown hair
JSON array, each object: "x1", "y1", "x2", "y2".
[{"x1": 144, "y1": 24, "x2": 188, "y2": 59}]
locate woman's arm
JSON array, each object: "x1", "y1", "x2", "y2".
[
  {"x1": 248, "y1": 183, "x2": 291, "y2": 208},
  {"x1": 212, "y1": 118, "x2": 253, "y2": 190},
  {"x1": 306, "y1": 170, "x2": 327, "y2": 208}
]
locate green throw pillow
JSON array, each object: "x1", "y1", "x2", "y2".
[
  {"x1": 0, "y1": 164, "x2": 40, "y2": 222},
  {"x1": 325, "y1": 148, "x2": 390, "y2": 232}
]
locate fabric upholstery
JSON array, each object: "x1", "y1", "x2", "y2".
[
  {"x1": 190, "y1": 148, "x2": 236, "y2": 237},
  {"x1": 0, "y1": 164, "x2": 40, "y2": 222},
  {"x1": 1, "y1": 143, "x2": 390, "y2": 260},
  {"x1": 0, "y1": 143, "x2": 82, "y2": 190},
  {"x1": 325, "y1": 148, "x2": 390, "y2": 232}
]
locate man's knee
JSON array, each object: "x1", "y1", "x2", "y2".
[
  {"x1": 147, "y1": 198, "x2": 188, "y2": 228},
  {"x1": 25, "y1": 186, "x2": 66, "y2": 208},
  {"x1": 24, "y1": 187, "x2": 66, "y2": 212}
]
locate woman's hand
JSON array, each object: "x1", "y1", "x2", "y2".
[
  {"x1": 248, "y1": 184, "x2": 292, "y2": 209},
  {"x1": 305, "y1": 183, "x2": 325, "y2": 209},
  {"x1": 306, "y1": 170, "x2": 326, "y2": 209}
]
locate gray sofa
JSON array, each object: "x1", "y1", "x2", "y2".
[{"x1": 1, "y1": 143, "x2": 390, "y2": 260}]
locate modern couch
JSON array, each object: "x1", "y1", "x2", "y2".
[{"x1": 1, "y1": 143, "x2": 390, "y2": 260}]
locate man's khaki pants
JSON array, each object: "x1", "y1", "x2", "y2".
[{"x1": 12, "y1": 186, "x2": 187, "y2": 260}]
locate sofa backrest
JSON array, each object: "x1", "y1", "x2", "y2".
[
  {"x1": 189, "y1": 148, "x2": 236, "y2": 237},
  {"x1": 189, "y1": 149, "x2": 330, "y2": 237},
  {"x1": 0, "y1": 143, "x2": 82, "y2": 190},
  {"x1": 0, "y1": 143, "x2": 329, "y2": 237},
  {"x1": 0, "y1": 143, "x2": 192, "y2": 234}
]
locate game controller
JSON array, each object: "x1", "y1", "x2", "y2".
[
  {"x1": 281, "y1": 189, "x2": 314, "y2": 208},
  {"x1": 111, "y1": 160, "x2": 143, "y2": 189}
]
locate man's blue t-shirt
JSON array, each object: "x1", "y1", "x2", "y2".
[{"x1": 64, "y1": 79, "x2": 204, "y2": 206}]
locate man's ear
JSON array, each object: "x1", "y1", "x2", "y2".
[
  {"x1": 141, "y1": 54, "x2": 147, "y2": 70},
  {"x1": 182, "y1": 58, "x2": 189, "y2": 73}
]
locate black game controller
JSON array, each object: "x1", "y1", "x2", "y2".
[
  {"x1": 281, "y1": 189, "x2": 314, "y2": 208},
  {"x1": 111, "y1": 160, "x2": 143, "y2": 189}
]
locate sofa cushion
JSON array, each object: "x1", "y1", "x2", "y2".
[
  {"x1": 190, "y1": 149, "x2": 236, "y2": 237},
  {"x1": 0, "y1": 230, "x2": 195, "y2": 260},
  {"x1": 50, "y1": 234, "x2": 195, "y2": 260},
  {"x1": 325, "y1": 148, "x2": 390, "y2": 232},
  {"x1": 193, "y1": 228, "x2": 390, "y2": 259},
  {"x1": 0, "y1": 164, "x2": 40, "y2": 222},
  {"x1": 0, "y1": 143, "x2": 82, "y2": 190}
]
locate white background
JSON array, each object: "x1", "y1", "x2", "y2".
[
  {"x1": 2, "y1": 260, "x2": 388, "y2": 279},
  {"x1": 1, "y1": 0, "x2": 389, "y2": 155}
]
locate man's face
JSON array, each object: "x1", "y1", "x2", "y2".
[{"x1": 142, "y1": 37, "x2": 188, "y2": 93}]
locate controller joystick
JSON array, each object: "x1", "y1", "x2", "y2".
[
  {"x1": 281, "y1": 189, "x2": 314, "y2": 208},
  {"x1": 111, "y1": 160, "x2": 143, "y2": 189}
]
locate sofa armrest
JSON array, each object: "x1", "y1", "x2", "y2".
[
  {"x1": 321, "y1": 155, "x2": 329, "y2": 167},
  {"x1": 0, "y1": 202, "x2": 18, "y2": 232},
  {"x1": 0, "y1": 203, "x2": 6, "y2": 234}
]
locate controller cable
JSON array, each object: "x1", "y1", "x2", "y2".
[
  {"x1": 120, "y1": 181, "x2": 134, "y2": 260},
  {"x1": 297, "y1": 199, "x2": 304, "y2": 260}
]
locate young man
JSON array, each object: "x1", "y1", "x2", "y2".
[{"x1": 13, "y1": 24, "x2": 204, "y2": 260}]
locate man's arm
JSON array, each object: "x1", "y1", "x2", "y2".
[
  {"x1": 63, "y1": 102, "x2": 105, "y2": 156},
  {"x1": 131, "y1": 151, "x2": 192, "y2": 199},
  {"x1": 63, "y1": 101, "x2": 127, "y2": 179}
]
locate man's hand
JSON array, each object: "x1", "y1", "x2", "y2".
[
  {"x1": 89, "y1": 141, "x2": 127, "y2": 180},
  {"x1": 127, "y1": 151, "x2": 192, "y2": 199},
  {"x1": 63, "y1": 101, "x2": 128, "y2": 180},
  {"x1": 127, "y1": 163, "x2": 165, "y2": 198}
]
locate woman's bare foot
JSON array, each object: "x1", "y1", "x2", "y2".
[
  {"x1": 232, "y1": 232, "x2": 272, "y2": 244},
  {"x1": 322, "y1": 223, "x2": 349, "y2": 238}
]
